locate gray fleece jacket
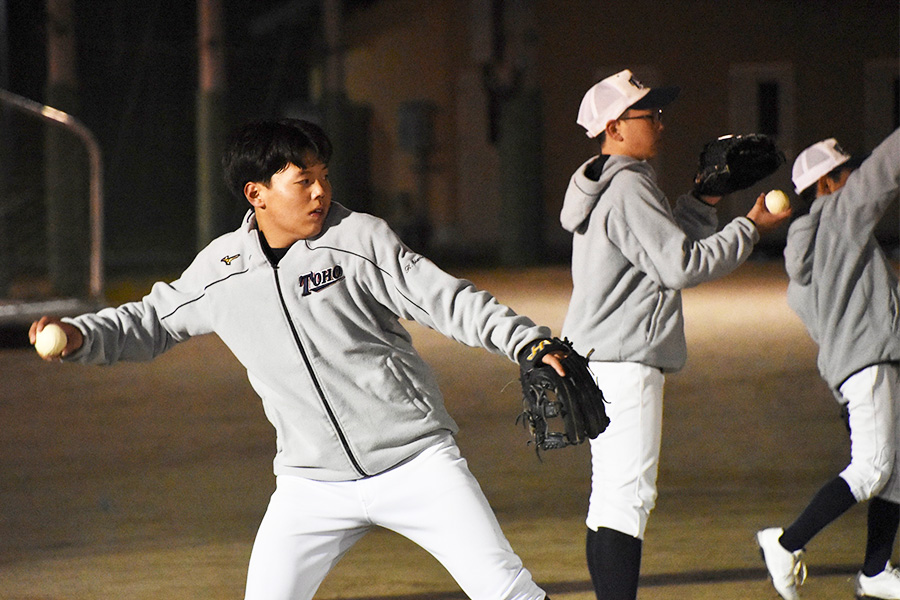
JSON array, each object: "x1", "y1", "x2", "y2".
[
  {"x1": 560, "y1": 155, "x2": 759, "y2": 372},
  {"x1": 64, "y1": 203, "x2": 550, "y2": 481},
  {"x1": 785, "y1": 128, "x2": 900, "y2": 394}
]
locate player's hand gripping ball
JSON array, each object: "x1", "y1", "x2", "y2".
[
  {"x1": 517, "y1": 337, "x2": 610, "y2": 456},
  {"x1": 34, "y1": 323, "x2": 67, "y2": 358},
  {"x1": 764, "y1": 189, "x2": 791, "y2": 214}
]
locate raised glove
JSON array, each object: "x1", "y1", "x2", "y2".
[
  {"x1": 694, "y1": 133, "x2": 785, "y2": 197},
  {"x1": 517, "y1": 338, "x2": 609, "y2": 455}
]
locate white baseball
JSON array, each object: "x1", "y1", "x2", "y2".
[
  {"x1": 764, "y1": 189, "x2": 791, "y2": 214},
  {"x1": 35, "y1": 323, "x2": 68, "y2": 358}
]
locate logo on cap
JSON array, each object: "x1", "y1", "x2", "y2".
[{"x1": 628, "y1": 75, "x2": 646, "y2": 90}]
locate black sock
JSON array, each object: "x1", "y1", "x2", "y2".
[
  {"x1": 586, "y1": 526, "x2": 642, "y2": 600},
  {"x1": 780, "y1": 477, "x2": 857, "y2": 552},
  {"x1": 863, "y1": 497, "x2": 900, "y2": 576}
]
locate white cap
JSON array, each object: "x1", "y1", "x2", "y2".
[
  {"x1": 791, "y1": 138, "x2": 851, "y2": 194},
  {"x1": 576, "y1": 69, "x2": 680, "y2": 138}
]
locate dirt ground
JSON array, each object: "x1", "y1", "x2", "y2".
[{"x1": 0, "y1": 261, "x2": 891, "y2": 599}]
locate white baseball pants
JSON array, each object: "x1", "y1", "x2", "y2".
[
  {"x1": 839, "y1": 362, "x2": 900, "y2": 503},
  {"x1": 243, "y1": 434, "x2": 545, "y2": 600},
  {"x1": 585, "y1": 361, "x2": 665, "y2": 540}
]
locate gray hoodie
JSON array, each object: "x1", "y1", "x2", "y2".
[
  {"x1": 784, "y1": 128, "x2": 900, "y2": 394},
  {"x1": 560, "y1": 154, "x2": 759, "y2": 372},
  {"x1": 64, "y1": 203, "x2": 549, "y2": 481}
]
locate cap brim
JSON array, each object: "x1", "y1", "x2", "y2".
[
  {"x1": 843, "y1": 153, "x2": 869, "y2": 171},
  {"x1": 630, "y1": 86, "x2": 680, "y2": 110}
]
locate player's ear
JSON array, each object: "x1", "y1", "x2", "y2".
[
  {"x1": 815, "y1": 175, "x2": 833, "y2": 197},
  {"x1": 244, "y1": 181, "x2": 265, "y2": 209},
  {"x1": 820, "y1": 172, "x2": 847, "y2": 195},
  {"x1": 605, "y1": 119, "x2": 623, "y2": 142}
]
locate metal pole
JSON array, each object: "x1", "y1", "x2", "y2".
[
  {"x1": 0, "y1": 88, "x2": 104, "y2": 301},
  {"x1": 196, "y1": 0, "x2": 228, "y2": 249},
  {"x1": 323, "y1": 0, "x2": 344, "y2": 96},
  {"x1": 0, "y1": 0, "x2": 10, "y2": 294}
]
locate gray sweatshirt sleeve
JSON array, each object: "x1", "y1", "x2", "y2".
[
  {"x1": 830, "y1": 128, "x2": 900, "y2": 239},
  {"x1": 62, "y1": 254, "x2": 218, "y2": 365},
  {"x1": 672, "y1": 193, "x2": 719, "y2": 240},
  {"x1": 63, "y1": 296, "x2": 182, "y2": 365},
  {"x1": 357, "y1": 218, "x2": 551, "y2": 362},
  {"x1": 606, "y1": 169, "x2": 759, "y2": 290}
]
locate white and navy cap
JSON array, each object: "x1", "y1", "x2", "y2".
[
  {"x1": 791, "y1": 138, "x2": 851, "y2": 194},
  {"x1": 576, "y1": 69, "x2": 680, "y2": 138}
]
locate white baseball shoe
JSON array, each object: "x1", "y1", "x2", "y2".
[
  {"x1": 756, "y1": 527, "x2": 807, "y2": 600},
  {"x1": 856, "y1": 563, "x2": 900, "y2": 599}
]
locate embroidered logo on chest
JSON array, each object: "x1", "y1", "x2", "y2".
[{"x1": 299, "y1": 265, "x2": 345, "y2": 296}]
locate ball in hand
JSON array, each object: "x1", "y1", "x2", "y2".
[
  {"x1": 35, "y1": 323, "x2": 67, "y2": 358},
  {"x1": 764, "y1": 189, "x2": 791, "y2": 214}
]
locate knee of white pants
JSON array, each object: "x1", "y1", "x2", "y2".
[
  {"x1": 841, "y1": 451, "x2": 893, "y2": 501},
  {"x1": 584, "y1": 362, "x2": 663, "y2": 540},
  {"x1": 585, "y1": 454, "x2": 657, "y2": 539},
  {"x1": 586, "y1": 498, "x2": 654, "y2": 539},
  {"x1": 839, "y1": 364, "x2": 900, "y2": 502}
]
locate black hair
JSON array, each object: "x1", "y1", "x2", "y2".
[
  {"x1": 790, "y1": 185, "x2": 818, "y2": 221},
  {"x1": 222, "y1": 118, "x2": 333, "y2": 199},
  {"x1": 798, "y1": 185, "x2": 817, "y2": 207},
  {"x1": 826, "y1": 152, "x2": 867, "y2": 181}
]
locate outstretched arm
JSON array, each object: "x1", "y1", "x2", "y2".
[{"x1": 832, "y1": 128, "x2": 900, "y2": 238}]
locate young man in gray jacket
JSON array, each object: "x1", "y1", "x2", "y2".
[
  {"x1": 756, "y1": 129, "x2": 900, "y2": 600},
  {"x1": 29, "y1": 118, "x2": 565, "y2": 600},
  {"x1": 561, "y1": 69, "x2": 789, "y2": 599}
]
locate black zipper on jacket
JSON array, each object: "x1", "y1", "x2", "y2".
[{"x1": 271, "y1": 264, "x2": 369, "y2": 478}]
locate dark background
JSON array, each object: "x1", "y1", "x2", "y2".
[
  {"x1": 4, "y1": 0, "x2": 377, "y2": 272},
  {"x1": 2, "y1": 1, "x2": 898, "y2": 282}
]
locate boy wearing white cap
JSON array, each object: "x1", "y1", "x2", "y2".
[
  {"x1": 756, "y1": 128, "x2": 900, "y2": 600},
  {"x1": 560, "y1": 69, "x2": 789, "y2": 599}
]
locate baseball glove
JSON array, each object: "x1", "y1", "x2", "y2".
[
  {"x1": 517, "y1": 338, "x2": 609, "y2": 455},
  {"x1": 694, "y1": 133, "x2": 785, "y2": 197}
]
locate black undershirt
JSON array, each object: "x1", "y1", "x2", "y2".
[
  {"x1": 259, "y1": 231, "x2": 290, "y2": 265},
  {"x1": 584, "y1": 154, "x2": 610, "y2": 181}
]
